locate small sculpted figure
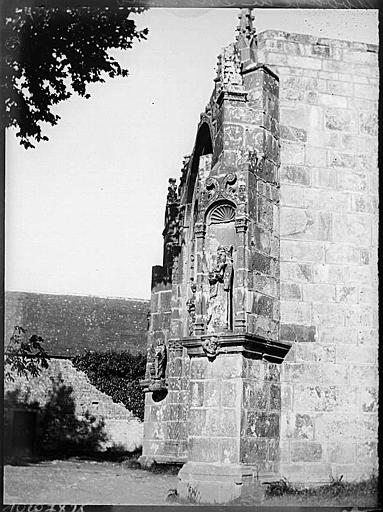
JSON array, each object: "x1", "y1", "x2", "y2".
[
  {"x1": 207, "y1": 245, "x2": 233, "y2": 332},
  {"x1": 167, "y1": 178, "x2": 178, "y2": 204},
  {"x1": 153, "y1": 340, "x2": 166, "y2": 380},
  {"x1": 201, "y1": 336, "x2": 220, "y2": 359},
  {"x1": 186, "y1": 279, "x2": 197, "y2": 336}
]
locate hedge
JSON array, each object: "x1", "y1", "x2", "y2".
[{"x1": 72, "y1": 350, "x2": 147, "y2": 420}]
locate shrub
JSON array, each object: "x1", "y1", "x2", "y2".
[
  {"x1": 72, "y1": 350, "x2": 147, "y2": 420},
  {"x1": 4, "y1": 326, "x2": 50, "y2": 382}
]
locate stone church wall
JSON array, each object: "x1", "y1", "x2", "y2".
[
  {"x1": 259, "y1": 31, "x2": 378, "y2": 483},
  {"x1": 141, "y1": 23, "x2": 378, "y2": 499}
]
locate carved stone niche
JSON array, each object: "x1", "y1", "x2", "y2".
[{"x1": 140, "y1": 340, "x2": 168, "y2": 393}]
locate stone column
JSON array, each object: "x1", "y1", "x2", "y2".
[
  {"x1": 234, "y1": 216, "x2": 248, "y2": 333},
  {"x1": 193, "y1": 222, "x2": 206, "y2": 335}
]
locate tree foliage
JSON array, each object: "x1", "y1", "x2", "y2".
[
  {"x1": 72, "y1": 350, "x2": 147, "y2": 421},
  {"x1": 2, "y1": 5, "x2": 148, "y2": 148},
  {"x1": 4, "y1": 325, "x2": 50, "y2": 381}
]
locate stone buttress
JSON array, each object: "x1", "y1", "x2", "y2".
[
  {"x1": 140, "y1": 10, "x2": 292, "y2": 502},
  {"x1": 138, "y1": 8, "x2": 379, "y2": 505}
]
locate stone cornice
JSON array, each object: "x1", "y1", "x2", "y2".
[
  {"x1": 176, "y1": 333, "x2": 291, "y2": 364},
  {"x1": 139, "y1": 378, "x2": 167, "y2": 393},
  {"x1": 216, "y1": 89, "x2": 247, "y2": 107},
  {"x1": 241, "y1": 62, "x2": 279, "y2": 81}
]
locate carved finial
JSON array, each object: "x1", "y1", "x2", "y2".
[
  {"x1": 236, "y1": 8, "x2": 256, "y2": 45},
  {"x1": 214, "y1": 53, "x2": 223, "y2": 84},
  {"x1": 236, "y1": 8, "x2": 258, "y2": 69}
]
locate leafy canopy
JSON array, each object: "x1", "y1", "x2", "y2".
[
  {"x1": 2, "y1": 6, "x2": 148, "y2": 148},
  {"x1": 4, "y1": 325, "x2": 50, "y2": 381}
]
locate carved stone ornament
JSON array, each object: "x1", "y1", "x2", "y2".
[
  {"x1": 222, "y1": 173, "x2": 238, "y2": 200},
  {"x1": 167, "y1": 178, "x2": 178, "y2": 205},
  {"x1": 218, "y1": 43, "x2": 243, "y2": 91},
  {"x1": 201, "y1": 173, "x2": 239, "y2": 209},
  {"x1": 209, "y1": 204, "x2": 235, "y2": 224},
  {"x1": 186, "y1": 279, "x2": 197, "y2": 336},
  {"x1": 201, "y1": 336, "x2": 220, "y2": 359},
  {"x1": 248, "y1": 149, "x2": 264, "y2": 173},
  {"x1": 203, "y1": 177, "x2": 220, "y2": 204},
  {"x1": 149, "y1": 340, "x2": 167, "y2": 381},
  {"x1": 207, "y1": 246, "x2": 234, "y2": 333}
]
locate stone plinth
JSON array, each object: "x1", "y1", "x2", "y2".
[{"x1": 176, "y1": 334, "x2": 290, "y2": 503}]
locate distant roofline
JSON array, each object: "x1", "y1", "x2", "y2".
[
  {"x1": 5, "y1": 289, "x2": 150, "y2": 302},
  {"x1": 257, "y1": 29, "x2": 378, "y2": 51}
]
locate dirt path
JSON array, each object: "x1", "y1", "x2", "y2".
[{"x1": 4, "y1": 460, "x2": 179, "y2": 505}]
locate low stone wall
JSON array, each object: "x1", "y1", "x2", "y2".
[{"x1": 5, "y1": 358, "x2": 143, "y2": 453}]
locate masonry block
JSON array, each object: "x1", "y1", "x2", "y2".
[{"x1": 291, "y1": 441, "x2": 322, "y2": 462}]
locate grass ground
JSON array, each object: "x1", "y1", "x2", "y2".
[
  {"x1": 4, "y1": 458, "x2": 179, "y2": 505},
  {"x1": 246, "y1": 475, "x2": 379, "y2": 507},
  {"x1": 4, "y1": 456, "x2": 380, "y2": 507}
]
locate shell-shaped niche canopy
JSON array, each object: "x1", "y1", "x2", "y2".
[{"x1": 209, "y1": 203, "x2": 236, "y2": 225}]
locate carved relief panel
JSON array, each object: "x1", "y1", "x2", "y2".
[{"x1": 204, "y1": 202, "x2": 236, "y2": 334}]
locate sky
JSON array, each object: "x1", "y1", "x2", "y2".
[{"x1": 5, "y1": 8, "x2": 378, "y2": 300}]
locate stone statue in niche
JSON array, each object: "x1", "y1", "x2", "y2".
[
  {"x1": 207, "y1": 245, "x2": 233, "y2": 333},
  {"x1": 150, "y1": 340, "x2": 167, "y2": 380},
  {"x1": 186, "y1": 279, "x2": 197, "y2": 336}
]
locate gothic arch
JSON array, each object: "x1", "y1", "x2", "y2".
[{"x1": 186, "y1": 122, "x2": 213, "y2": 204}]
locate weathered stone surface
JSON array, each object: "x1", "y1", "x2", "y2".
[
  {"x1": 281, "y1": 240, "x2": 324, "y2": 263},
  {"x1": 189, "y1": 437, "x2": 219, "y2": 462},
  {"x1": 302, "y1": 283, "x2": 335, "y2": 302},
  {"x1": 240, "y1": 438, "x2": 270, "y2": 465},
  {"x1": 219, "y1": 438, "x2": 239, "y2": 464},
  {"x1": 337, "y1": 170, "x2": 368, "y2": 192},
  {"x1": 280, "y1": 165, "x2": 311, "y2": 186},
  {"x1": 244, "y1": 411, "x2": 280, "y2": 438},
  {"x1": 281, "y1": 262, "x2": 313, "y2": 283},
  {"x1": 324, "y1": 106, "x2": 356, "y2": 132},
  {"x1": 291, "y1": 441, "x2": 322, "y2": 462},
  {"x1": 327, "y1": 441, "x2": 356, "y2": 463},
  {"x1": 281, "y1": 141, "x2": 305, "y2": 165},
  {"x1": 324, "y1": 243, "x2": 361, "y2": 264},
  {"x1": 287, "y1": 55, "x2": 322, "y2": 70},
  {"x1": 334, "y1": 285, "x2": 358, "y2": 303},
  {"x1": 283, "y1": 362, "x2": 321, "y2": 384},
  {"x1": 332, "y1": 213, "x2": 371, "y2": 245},
  {"x1": 281, "y1": 283, "x2": 302, "y2": 301},
  {"x1": 305, "y1": 147, "x2": 327, "y2": 167},
  {"x1": 306, "y1": 189, "x2": 350, "y2": 212},
  {"x1": 354, "y1": 83, "x2": 378, "y2": 101},
  {"x1": 281, "y1": 208, "x2": 332, "y2": 242},
  {"x1": 359, "y1": 111, "x2": 378, "y2": 136},
  {"x1": 280, "y1": 323, "x2": 316, "y2": 343},
  {"x1": 294, "y1": 414, "x2": 314, "y2": 440},
  {"x1": 280, "y1": 125, "x2": 307, "y2": 142},
  {"x1": 144, "y1": 26, "x2": 378, "y2": 494},
  {"x1": 250, "y1": 272, "x2": 279, "y2": 297},
  {"x1": 281, "y1": 301, "x2": 312, "y2": 325},
  {"x1": 280, "y1": 184, "x2": 306, "y2": 207},
  {"x1": 295, "y1": 344, "x2": 335, "y2": 364}
]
